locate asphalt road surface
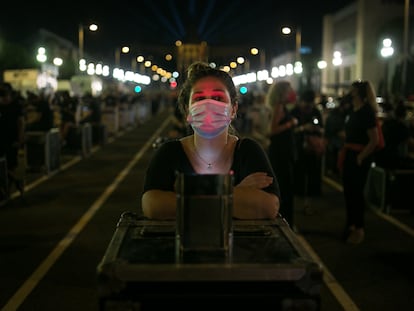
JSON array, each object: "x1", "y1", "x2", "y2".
[{"x1": 1, "y1": 108, "x2": 413, "y2": 311}]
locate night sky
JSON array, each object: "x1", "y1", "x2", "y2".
[{"x1": 1, "y1": 0, "x2": 354, "y2": 68}]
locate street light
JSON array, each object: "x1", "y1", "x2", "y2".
[
  {"x1": 36, "y1": 47, "x2": 47, "y2": 63},
  {"x1": 115, "y1": 46, "x2": 131, "y2": 69},
  {"x1": 281, "y1": 26, "x2": 302, "y2": 62},
  {"x1": 380, "y1": 38, "x2": 394, "y2": 98},
  {"x1": 78, "y1": 23, "x2": 98, "y2": 62},
  {"x1": 250, "y1": 47, "x2": 265, "y2": 70}
]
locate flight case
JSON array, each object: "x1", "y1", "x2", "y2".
[{"x1": 97, "y1": 212, "x2": 323, "y2": 310}]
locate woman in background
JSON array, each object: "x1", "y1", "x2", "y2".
[
  {"x1": 341, "y1": 80, "x2": 380, "y2": 244},
  {"x1": 265, "y1": 80, "x2": 298, "y2": 228}
]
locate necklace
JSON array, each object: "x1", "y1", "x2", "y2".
[{"x1": 193, "y1": 140, "x2": 228, "y2": 170}]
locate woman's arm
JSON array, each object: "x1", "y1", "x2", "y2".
[
  {"x1": 233, "y1": 187, "x2": 279, "y2": 219},
  {"x1": 141, "y1": 141, "x2": 180, "y2": 219},
  {"x1": 269, "y1": 104, "x2": 297, "y2": 135},
  {"x1": 142, "y1": 173, "x2": 280, "y2": 220},
  {"x1": 357, "y1": 126, "x2": 379, "y2": 165},
  {"x1": 233, "y1": 171, "x2": 279, "y2": 219},
  {"x1": 142, "y1": 190, "x2": 177, "y2": 219}
]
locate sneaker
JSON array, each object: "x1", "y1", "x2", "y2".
[
  {"x1": 346, "y1": 228, "x2": 365, "y2": 244},
  {"x1": 342, "y1": 225, "x2": 356, "y2": 240}
]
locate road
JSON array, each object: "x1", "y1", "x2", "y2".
[{"x1": 1, "y1": 108, "x2": 413, "y2": 311}]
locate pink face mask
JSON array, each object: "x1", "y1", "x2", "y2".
[
  {"x1": 186, "y1": 99, "x2": 232, "y2": 139},
  {"x1": 286, "y1": 90, "x2": 297, "y2": 103}
]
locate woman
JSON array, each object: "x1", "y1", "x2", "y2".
[
  {"x1": 142, "y1": 62, "x2": 280, "y2": 220},
  {"x1": 342, "y1": 80, "x2": 380, "y2": 244},
  {"x1": 265, "y1": 80, "x2": 298, "y2": 228}
]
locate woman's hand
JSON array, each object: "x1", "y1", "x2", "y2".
[{"x1": 236, "y1": 172, "x2": 273, "y2": 189}]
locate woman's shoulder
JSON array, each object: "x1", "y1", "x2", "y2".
[{"x1": 238, "y1": 137, "x2": 264, "y2": 150}]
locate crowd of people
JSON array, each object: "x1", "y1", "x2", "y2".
[
  {"x1": 0, "y1": 82, "x2": 170, "y2": 200},
  {"x1": 143, "y1": 62, "x2": 414, "y2": 247},
  {"x1": 2, "y1": 62, "x2": 414, "y2": 247}
]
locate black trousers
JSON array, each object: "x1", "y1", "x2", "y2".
[{"x1": 342, "y1": 150, "x2": 371, "y2": 229}]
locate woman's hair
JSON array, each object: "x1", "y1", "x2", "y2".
[
  {"x1": 177, "y1": 61, "x2": 238, "y2": 115},
  {"x1": 351, "y1": 80, "x2": 378, "y2": 112},
  {"x1": 265, "y1": 80, "x2": 291, "y2": 108}
]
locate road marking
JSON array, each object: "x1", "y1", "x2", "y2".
[
  {"x1": 3, "y1": 130, "x2": 411, "y2": 311},
  {"x1": 323, "y1": 176, "x2": 414, "y2": 238},
  {"x1": 1, "y1": 117, "x2": 172, "y2": 311},
  {"x1": 295, "y1": 177, "x2": 361, "y2": 310},
  {"x1": 299, "y1": 175, "x2": 414, "y2": 311},
  {"x1": 371, "y1": 208, "x2": 414, "y2": 238},
  {"x1": 295, "y1": 234, "x2": 360, "y2": 311}
]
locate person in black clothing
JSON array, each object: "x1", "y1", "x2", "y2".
[
  {"x1": 376, "y1": 102, "x2": 414, "y2": 169},
  {"x1": 56, "y1": 91, "x2": 77, "y2": 143},
  {"x1": 341, "y1": 80, "x2": 381, "y2": 244},
  {"x1": 0, "y1": 83, "x2": 25, "y2": 196},
  {"x1": 80, "y1": 93, "x2": 102, "y2": 125},
  {"x1": 265, "y1": 80, "x2": 298, "y2": 228},
  {"x1": 142, "y1": 61, "x2": 280, "y2": 220},
  {"x1": 324, "y1": 95, "x2": 352, "y2": 176},
  {"x1": 291, "y1": 89, "x2": 324, "y2": 213},
  {"x1": 25, "y1": 91, "x2": 54, "y2": 132}
]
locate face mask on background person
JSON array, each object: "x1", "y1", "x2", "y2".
[
  {"x1": 285, "y1": 90, "x2": 297, "y2": 111},
  {"x1": 187, "y1": 99, "x2": 232, "y2": 139},
  {"x1": 286, "y1": 90, "x2": 297, "y2": 103}
]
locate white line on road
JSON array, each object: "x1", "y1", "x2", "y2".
[{"x1": 1, "y1": 117, "x2": 171, "y2": 311}]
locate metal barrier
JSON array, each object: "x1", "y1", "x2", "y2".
[
  {"x1": 365, "y1": 165, "x2": 414, "y2": 213},
  {"x1": 101, "y1": 106, "x2": 119, "y2": 136},
  {"x1": 25, "y1": 128, "x2": 61, "y2": 175},
  {"x1": 92, "y1": 124, "x2": 108, "y2": 146},
  {"x1": 66, "y1": 123, "x2": 92, "y2": 157}
]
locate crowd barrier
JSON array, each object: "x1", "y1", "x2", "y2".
[
  {"x1": 364, "y1": 165, "x2": 414, "y2": 214},
  {"x1": 119, "y1": 103, "x2": 131, "y2": 130},
  {"x1": 102, "y1": 106, "x2": 119, "y2": 136},
  {"x1": 25, "y1": 128, "x2": 61, "y2": 175},
  {"x1": 66, "y1": 123, "x2": 92, "y2": 157},
  {"x1": 92, "y1": 124, "x2": 108, "y2": 146}
]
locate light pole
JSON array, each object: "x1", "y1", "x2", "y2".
[
  {"x1": 281, "y1": 26, "x2": 301, "y2": 62},
  {"x1": 401, "y1": 0, "x2": 410, "y2": 97},
  {"x1": 332, "y1": 51, "x2": 343, "y2": 96},
  {"x1": 78, "y1": 23, "x2": 98, "y2": 62},
  {"x1": 249, "y1": 47, "x2": 265, "y2": 70},
  {"x1": 260, "y1": 49, "x2": 266, "y2": 69},
  {"x1": 380, "y1": 38, "x2": 394, "y2": 98},
  {"x1": 115, "y1": 46, "x2": 130, "y2": 68}
]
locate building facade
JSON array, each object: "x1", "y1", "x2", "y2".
[{"x1": 321, "y1": 0, "x2": 413, "y2": 99}]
